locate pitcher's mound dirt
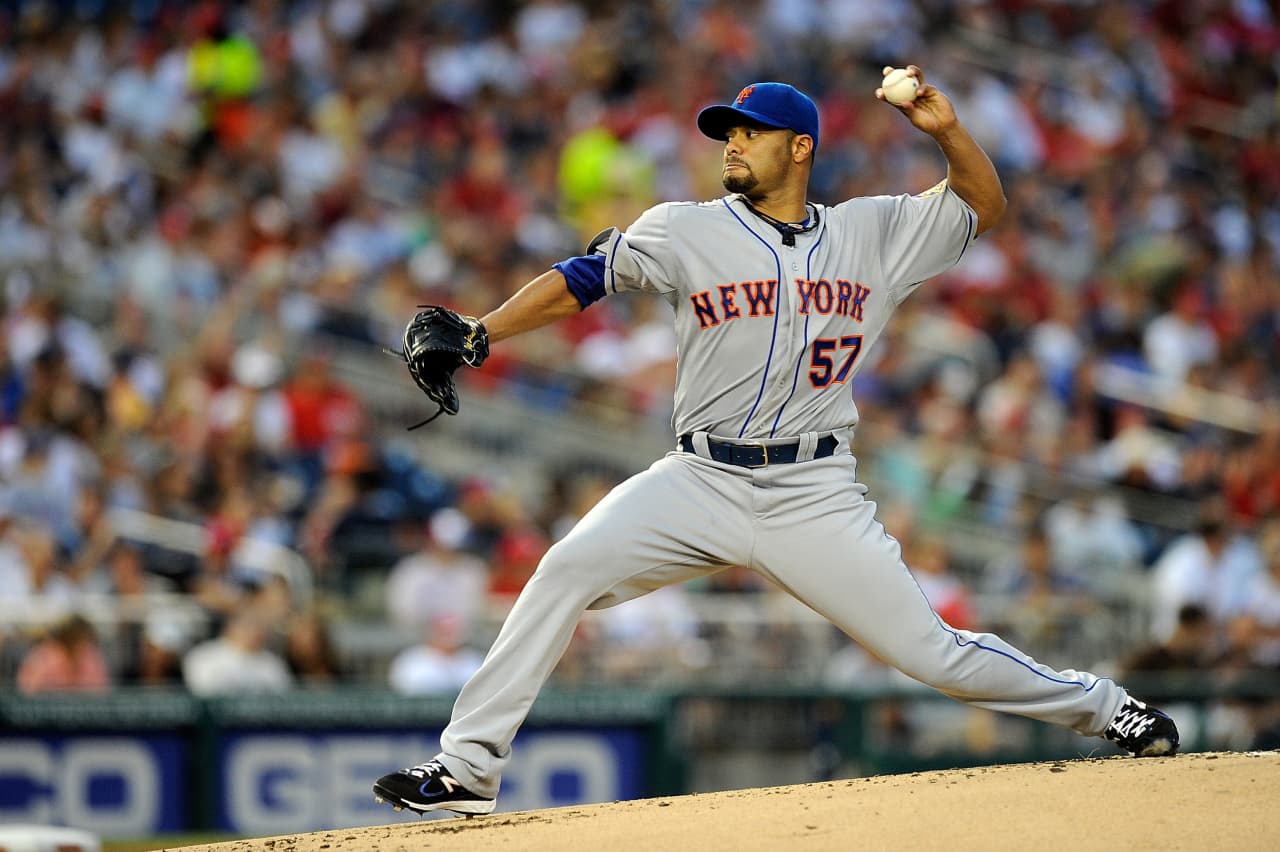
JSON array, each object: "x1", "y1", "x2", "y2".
[{"x1": 173, "y1": 751, "x2": 1279, "y2": 852}]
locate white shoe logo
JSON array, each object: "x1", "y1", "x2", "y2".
[{"x1": 1111, "y1": 709, "x2": 1153, "y2": 739}]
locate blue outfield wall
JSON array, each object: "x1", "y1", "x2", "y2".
[
  {"x1": 0, "y1": 688, "x2": 669, "y2": 837},
  {"x1": 215, "y1": 728, "x2": 649, "y2": 833},
  {"x1": 0, "y1": 735, "x2": 187, "y2": 836}
]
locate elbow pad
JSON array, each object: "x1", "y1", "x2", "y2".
[{"x1": 586, "y1": 227, "x2": 614, "y2": 255}]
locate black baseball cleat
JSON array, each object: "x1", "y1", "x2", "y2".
[
  {"x1": 373, "y1": 760, "x2": 496, "y2": 815},
  {"x1": 1103, "y1": 697, "x2": 1180, "y2": 757}
]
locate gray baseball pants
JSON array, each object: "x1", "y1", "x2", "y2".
[{"x1": 436, "y1": 435, "x2": 1127, "y2": 796}]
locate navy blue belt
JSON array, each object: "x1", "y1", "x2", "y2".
[{"x1": 679, "y1": 434, "x2": 839, "y2": 468}]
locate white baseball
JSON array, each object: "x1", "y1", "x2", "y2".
[{"x1": 881, "y1": 68, "x2": 919, "y2": 105}]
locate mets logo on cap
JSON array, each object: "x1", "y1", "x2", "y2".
[{"x1": 697, "y1": 82, "x2": 821, "y2": 149}]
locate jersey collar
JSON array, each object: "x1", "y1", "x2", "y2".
[{"x1": 726, "y1": 194, "x2": 825, "y2": 247}]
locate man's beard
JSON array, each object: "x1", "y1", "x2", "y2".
[{"x1": 722, "y1": 165, "x2": 758, "y2": 195}]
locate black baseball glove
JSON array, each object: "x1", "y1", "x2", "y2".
[{"x1": 385, "y1": 306, "x2": 489, "y2": 428}]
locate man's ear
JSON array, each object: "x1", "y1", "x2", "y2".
[{"x1": 793, "y1": 134, "x2": 814, "y2": 164}]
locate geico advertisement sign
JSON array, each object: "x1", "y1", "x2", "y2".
[
  {"x1": 219, "y1": 730, "x2": 646, "y2": 834},
  {"x1": 0, "y1": 738, "x2": 185, "y2": 837}
]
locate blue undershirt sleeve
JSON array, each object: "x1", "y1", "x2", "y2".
[{"x1": 553, "y1": 254, "x2": 607, "y2": 309}]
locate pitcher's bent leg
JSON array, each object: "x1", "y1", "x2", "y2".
[
  {"x1": 436, "y1": 454, "x2": 751, "y2": 796},
  {"x1": 754, "y1": 461, "x2": 1127, "y2": 736}
]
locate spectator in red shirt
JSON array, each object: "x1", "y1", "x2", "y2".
[
  {"x1": 17, "y1": 613, "x2": 112, "y2": 695},
  {"x1": 912, "y1": 536, "x2": 977, "y2": 631},
  {"x1": 280, "y1": 350, "x2": 365, "y2": 455},
  {"x1": 488, "y1": 527, "x2": 550, "y2": 606}
]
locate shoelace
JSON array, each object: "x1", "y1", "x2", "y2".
[{"x1": 404, "y1": 761, "x2": 446, "y2": 779}]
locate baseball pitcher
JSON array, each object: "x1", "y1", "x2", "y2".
[{"x1": 375, "y1": 68, "x2": 1178, "y2": 816}]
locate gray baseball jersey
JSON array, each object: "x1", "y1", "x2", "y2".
[
  {"x1": 597, "y1": 185, "x2": 974, "y2": 438},
  {"x1": 430, "y1": 184, "x2": 1129, "y2": 799}
]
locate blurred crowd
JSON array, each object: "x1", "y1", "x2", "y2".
[{"x1": 0, "y1": 0, "x2": 1278, "y2": 746}]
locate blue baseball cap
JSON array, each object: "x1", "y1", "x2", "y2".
[{"x1": 697, "y1": 82, "x2": 820, "y2": 149}]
